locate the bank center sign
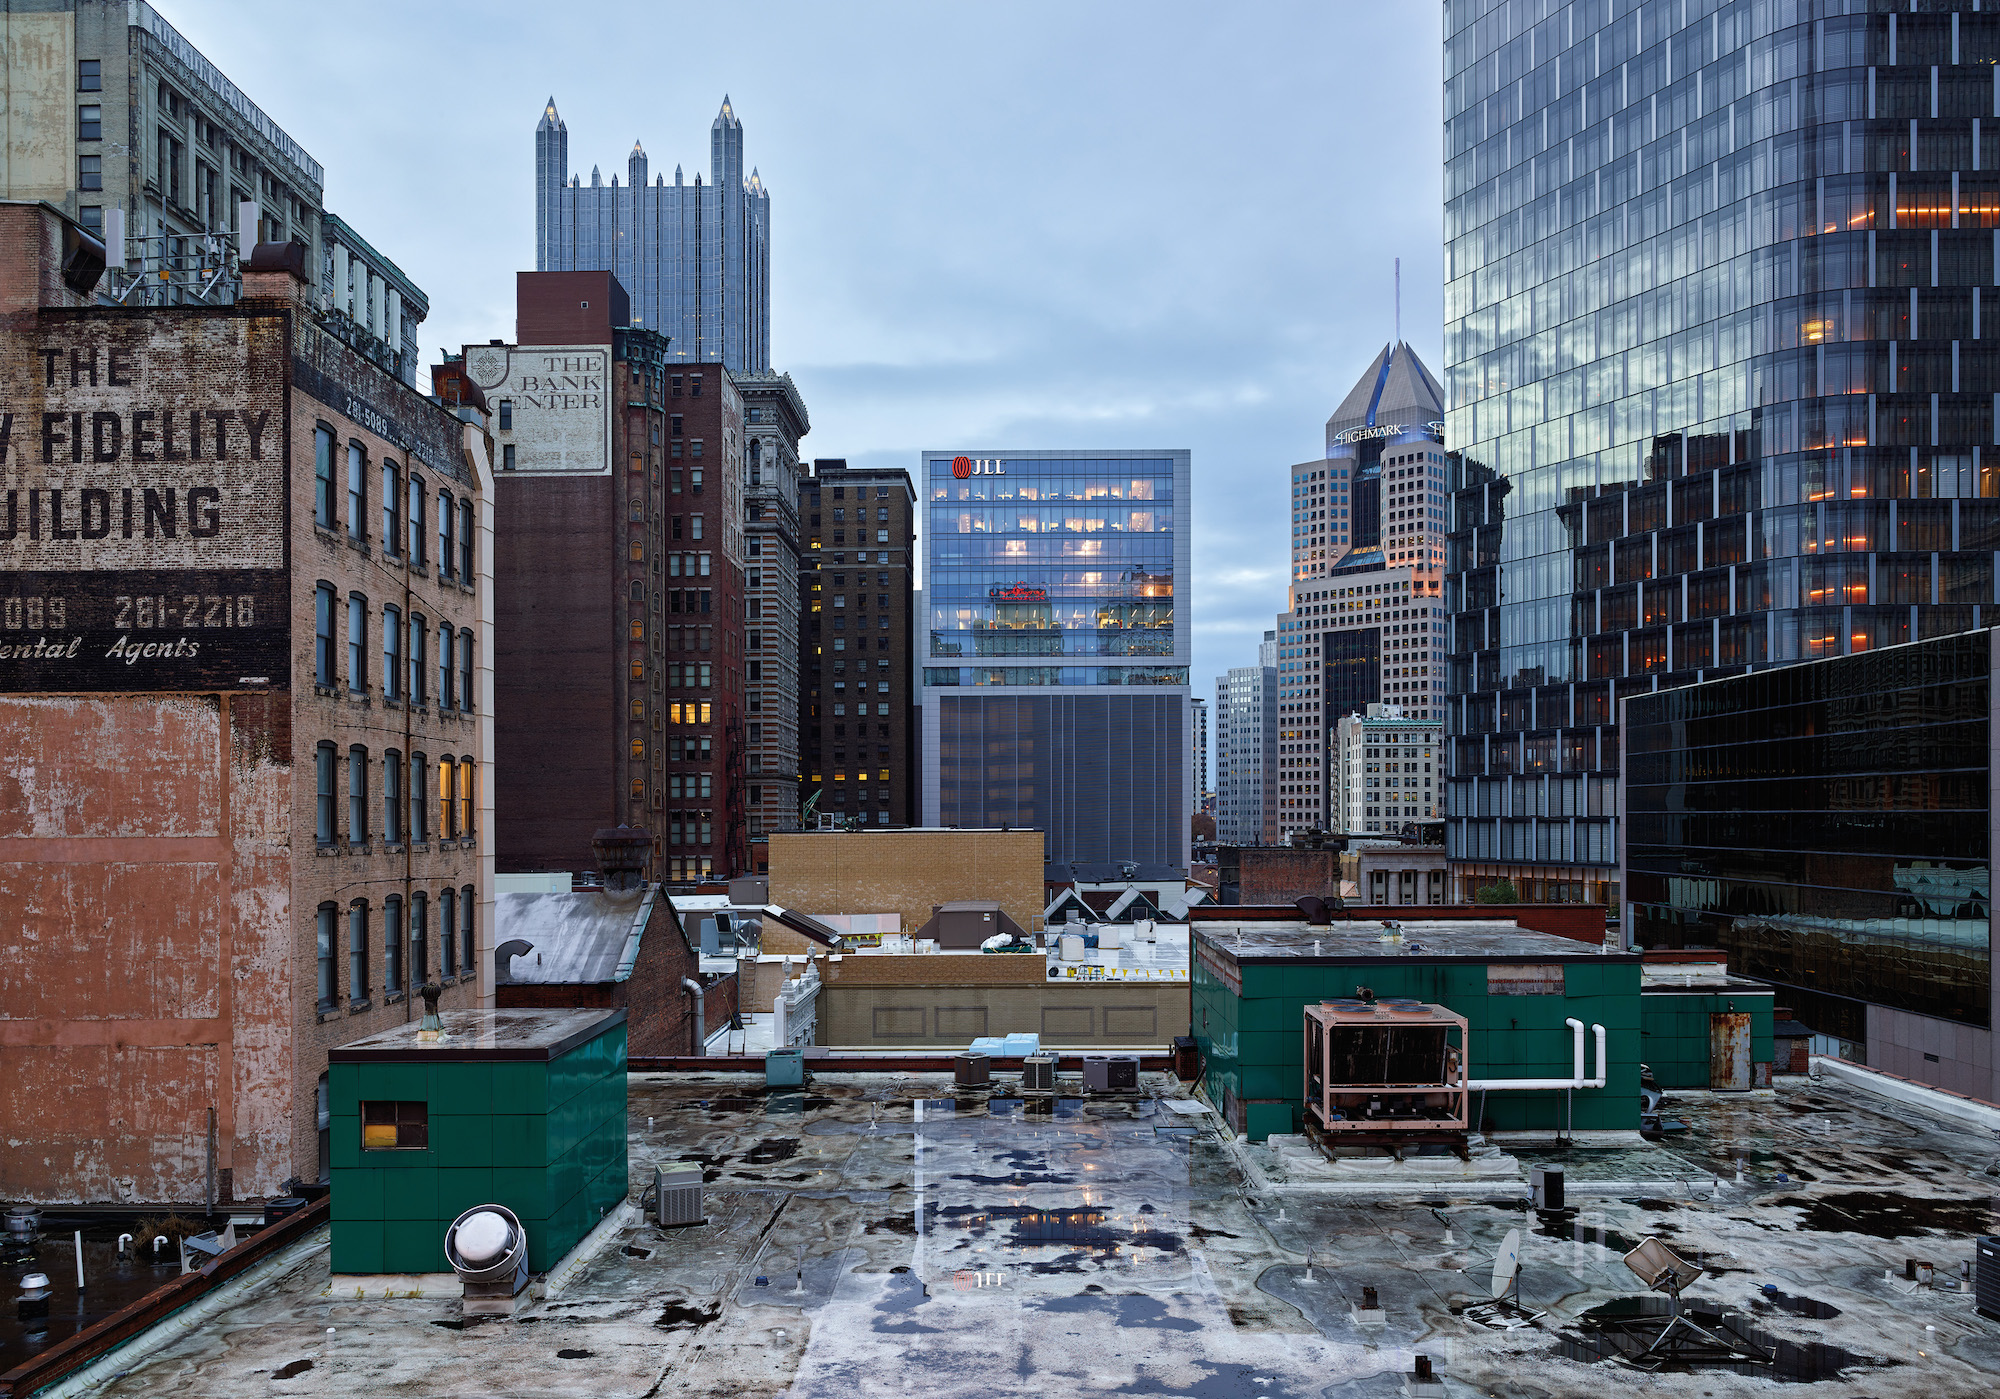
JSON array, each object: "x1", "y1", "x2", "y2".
[{"x1": 464, "y1": 344, "x2": 611, "y2": 475}]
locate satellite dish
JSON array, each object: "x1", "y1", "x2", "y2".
[{"x1": 1489, "y1": 1227, "x2": 1520, "y2": 1300}]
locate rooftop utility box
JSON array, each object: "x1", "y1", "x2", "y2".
[
  {"x1": 1083, "y1": 1056, "x2": 1139, "y2": 1092},
  {"x1": 328, "y1": 1009, "x2": 628, "y2": 1276},
  {"x1": 1302, "y1": 1000, "x2": 1467, "y2": 1139},
  {"x1": 1191, "y1": 913, "x2": 1641, "y2": 1141},
  {"x1": 767, "y1": 1047, "x2": 806, "y2": 1087},
  {"x1": 652, "y1": 1161, "x2": 703, "y2": 1228}
]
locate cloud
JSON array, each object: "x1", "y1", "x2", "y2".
[{"x1": 165, "y1": 0, "x2": 1444, "y2": 761}]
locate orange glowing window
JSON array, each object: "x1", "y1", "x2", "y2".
[{"x1": 361, "y1": 1101, "x2": 428, "y2": 1150}]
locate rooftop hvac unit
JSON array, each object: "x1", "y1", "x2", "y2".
[
  {"x1": 1978, "y1": 1236, "x2": 2000, "y2": 1320},
  {"x1": 954, "y1": 1052, "x2": 991, "y2": 1087},
  {"x1": 1083, "y1": 1056, "x2": 1139, "y2": 1092},
  {"x1": 653, "y1": 1162, "x2": 704, "y2": 1228},
  {"x1": 1021, "y1": 1053, "x2": 1057, "y2": 1094},
  {"x1": 444, "y1": 1205, "x2": 529, "y2": 1316}
]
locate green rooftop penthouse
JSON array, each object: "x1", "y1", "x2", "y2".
[
  {"x1": 328, "y1": 1008, "x2": 628, "y2": 1276},
  {"x1": 1191, "y1": 913, "x2": 1641, "y2": 1141}
]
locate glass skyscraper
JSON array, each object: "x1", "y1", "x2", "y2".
[
  {"x1": 1443, "y1": 0, "x2": 2000, "y2": 907},
  {"x1": 920, "y1": 450, "x2": 1192, "y2": 873},
  {"x1": 535, "y1": 96, "x2": 770, "y2": 373}
]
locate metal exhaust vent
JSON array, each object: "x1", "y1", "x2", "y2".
[{"x1": 444, "y1": 1204, "x2": 529, "y2": 1316}]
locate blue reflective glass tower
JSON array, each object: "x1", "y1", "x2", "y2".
[
  {"x1": 535, "y1": 96, "x2": 770, "y2": 373},
  {"x1": 919, "y1": 450, "x2": 1192, "y2": 874},
  {"x1": 1444, "y1": 2, "x2": 2000, "y2": 937}
]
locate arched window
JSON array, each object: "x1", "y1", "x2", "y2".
[
  {"x1": 438, "y1": 489, "x2": 454, "y2": 579},
  {"x1": 383, "y1": 750, "x2": 403, "y2": 844},
  {"x1": 459, "y1": 500, "x2": 475, "y2": 583},
  {"x1": 382, "y1": 460, "x2": 401, "y2": 554},
  {"x1": 346, "y1": 442, "x2": 366, "y2": 540},
  {"x1": 410, "y1": 751, "x2": 428, "y2": 841},
  {"x1": 315, "y1": 742, "x2": 337, "y2": 845},
  {"x1": 460, "y1": 886, "x2": 476, "y2": 977},
  {"x1": 384, "y1": 895, "x2": 404, "y2": 994},
  {"x1": 438, "y1": 756, "x2": 455, "y2": 838},
  {"x1": 316, "y1": 903, "x2": 338, "y2": 1009},
  {"x1": 314, "y1": 427, "x2": 335, "y2": 529},
  {"x1": 382, "y1": 606, "x2": 401, "y2": 700},
  {"x1": 457, "y1": 756, "x2": 475, "y2": 836},
  {"x1": 410, "y1": 891, "x2": 428, "y2": 985},
  {"x1": 409, "y1": 614, "x2": 427, "y2": 705},
  {"x1": 314, "y1": 583, "x2": 335, "y2": 686},
  {"x1": 408, "y1": 474, "x2": 426, "y2": 564},
  {"x1": 439, "y1": 622, "x2": 454, "y2": 708},
  {"x1": 347, "y1": 901, "x2": 369, "y2": 1002},
  {"x1": 459, "y1": 630, "x2": 475, "y2": 712},
  {"x1": 440, "y1": 888, "x2": 457, "y2": 976},
  {"x1": 347, "y1": 746, "x2": 368, "y2": 844}
]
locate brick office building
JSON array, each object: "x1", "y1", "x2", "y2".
[
  {"x1": 800, "y1": 458, "x2": 916, "y2": 826},
  {"x1": 474, "y1": 272, "x2": 747, "y2": 882},
  {"x1": 736, "y1": 372, "x2": 809, "y2": 840},
  {"x1": 0, "y1": 202, "x2": 494, "y2": 1203}
]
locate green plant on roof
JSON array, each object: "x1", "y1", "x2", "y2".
[{"x1": 1474, "y1": 879, "x2": 1519, "y2": 904}]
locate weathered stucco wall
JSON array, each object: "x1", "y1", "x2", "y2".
[
  {"x1": 0, "y1": 692, "x2": 294, "y2": 1203},
  {"x1": 0, "y1": 11, "x2": 76, "y2": 204}
]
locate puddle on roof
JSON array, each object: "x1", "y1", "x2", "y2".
[
  {"x1": 1563, "y1": 1296, "x2": 1895, "y2": 1382},
  {"x1": 655, "y1": 1299, "x2": 721, "y2": 1329},
  {"x1": 1764, "y1": 1191, "x2": 1996, "y2": 1239},
  {"x1": 1749, "y1": 1287, "x2": 1841, "y2": 1319},
  {"x1": 744, "y1": 1138, "x2": 801, "y2": 1164},
  {"x1": 931, "y1": 1203, "x2": 1185, "y2": 1273},
  {"x1": 1031, "y1": 1291, "x2": 1203, "y2": 1332}
]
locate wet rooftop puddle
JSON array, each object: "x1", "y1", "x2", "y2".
[
  {"x1": 933, "y1": 1203, "x2": 1185, "y2": 1273},
  {"x1": 1749, "y1": 1287, "x2": 1840, "y2": 1319},
  {"x1": 1564, "y1": 1296, "x2": 1896, "y2": 1381},
  {"x1": 0, "y1": 1215, "x2": 215, "y2": 1375},
  {"x1": 1766, "y1": 1191, "x2": 1997, "y2": 1239}
]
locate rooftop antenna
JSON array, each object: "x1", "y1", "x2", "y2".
[{"x1": 1394, "y1": 257, "x2": 1401, "y2": 346}]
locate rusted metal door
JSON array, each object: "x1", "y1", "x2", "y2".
[{"x1": 1709, "y1": 1012, "x2": 1752, "y2": 1090}]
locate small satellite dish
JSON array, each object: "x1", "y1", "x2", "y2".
[{"x1": 1490, "y1": 1227, "x2": 1521, "y2": 1300}]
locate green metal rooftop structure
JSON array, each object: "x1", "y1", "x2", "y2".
[
  {"x1": 1191, "y1": 912, "x2": 1641, "y2": 1141},
  {"x1": 328, "y1": 1008, "x2": 628, "y2": 1275}
]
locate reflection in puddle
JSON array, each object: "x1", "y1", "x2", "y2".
[{"x1": 1563, "y1": 1296, "x2": 1894, "y2": 1381}]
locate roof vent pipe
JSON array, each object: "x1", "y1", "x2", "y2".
[{"x1": 682, "y1": 977, "x2": 705, "y2": 1056}]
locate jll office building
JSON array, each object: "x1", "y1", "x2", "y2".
[{"x1": 920, "y1": 450, "x2": 1192, "y2": 876}]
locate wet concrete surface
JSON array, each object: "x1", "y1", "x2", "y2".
[{"x1": 67, "y1": 1072, "x2": 2000, "y2": 1397}]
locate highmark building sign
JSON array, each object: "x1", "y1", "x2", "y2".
[
  {"x1": 0, "y1": 314, "x2": 290, "y2": 692},
  {"x1": 464, "y1": 343, "x2": 611, "y2": 475}
]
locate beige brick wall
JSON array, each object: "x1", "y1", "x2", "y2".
[
  {"x1": 820, "y1": 983, "x2": 1188, "y2": 1050},
  {"x1": 768, "y1": 829, "x2": 1043, "y2": 943}
]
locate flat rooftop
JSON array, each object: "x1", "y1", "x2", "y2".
[
  {"x1": 51, "y1": 1072, "x2": 2000, "y2": 1397},
  {"x1": 1194, "y1": 917, "x2": 1634, "y2": 962},
  {"x1": 328, "y1": 1008, "x2": 625, "y2": 1061}
]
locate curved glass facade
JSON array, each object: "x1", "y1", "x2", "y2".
[{"x1": 1443, "y1": 0, "x2": 2000, "y2": 899}]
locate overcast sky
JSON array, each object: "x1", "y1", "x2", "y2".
[{"x1": 173, "y1": 0, "x2": 1445, "y2": 744}]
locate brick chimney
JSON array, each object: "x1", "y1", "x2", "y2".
[
  {"x1": 238, "y1": 239, "x2": 311, "y2": 306},
  {"x1": 0, "y1": 201, "x2": 103, "y2": 324},
  {"x1": 591, "y1": 826, "x2": 652, "y2": 893}
]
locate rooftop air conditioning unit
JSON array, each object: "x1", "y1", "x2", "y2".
[
  {"x1": 1977, "y1": 1236, "x2": 2000, "y2": 1320},
  {"x1": 954, "y1": 1052, "x2": 991, "y2": 1087},
  {"x1": 653, "y1": 1162, "x2": 704, "y2": 1228},
  {"x1": 1084, "y1": 1056, "x2": 1139, "y2": 1092},
  {"x1": 444, "y1": 1204, "x2": 530, "y2": 1316},
  {"x1": 1021, "y1": 1053, "x2": 1057, "y2": 1094}
]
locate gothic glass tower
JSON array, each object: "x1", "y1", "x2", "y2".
[{"x1": 535, "y1": 96, "x2": 771, "y2": 373}]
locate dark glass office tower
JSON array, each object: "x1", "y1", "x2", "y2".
[{"x1": 1443, "y1": 0, "x2": 2000, "y2": 908}]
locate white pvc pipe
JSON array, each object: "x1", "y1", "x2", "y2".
[{"x1": 1467, "y1": 1018, "x2": 1608, "y2": 1091}]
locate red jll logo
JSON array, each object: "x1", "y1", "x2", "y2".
[{"x1": 951, "y1": 455, "x2": 973, "y2": 479}]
